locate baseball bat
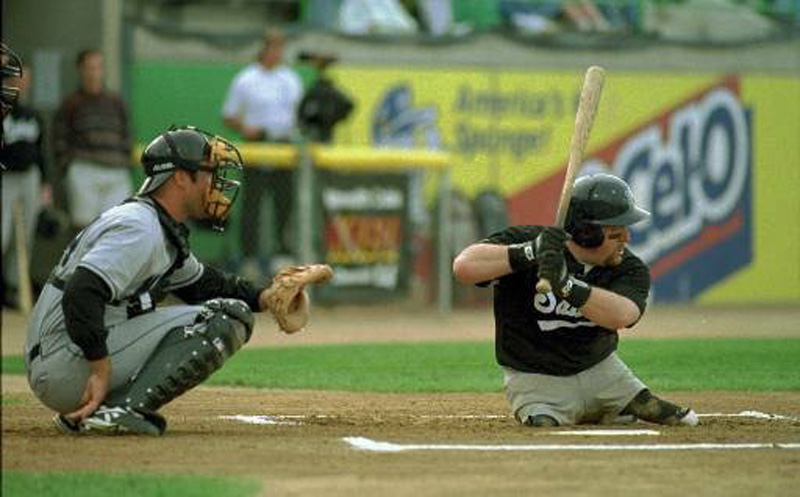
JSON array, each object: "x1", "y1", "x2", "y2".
[
  {"x1": 13, "y1": 199, "x2": 33, "y2": 314},
  {"x1": 536, "y1": 66, "x2": 606, "y2": 294}
]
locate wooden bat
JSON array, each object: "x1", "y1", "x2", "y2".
[
  {"x1": 536, "y1": 66, "x2": 606, "y2": 294},
  {"x1": 13, "y1": 199, "x2": 33, "y2": 314}
]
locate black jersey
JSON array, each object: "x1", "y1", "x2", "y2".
[
  {"x1": 484, "y1": 225, "x2": 650, "y2": 376},
  {"x1": 0, "y1": 103, "x2": 47, "y2": 176}
]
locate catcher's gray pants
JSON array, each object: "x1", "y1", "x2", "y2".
[
  {"x1": 26, "y1": 305, "x2": 204, "y2": 414},
  {"x1": 502, "y1": 352, "x2": 646, "y2": 426}
]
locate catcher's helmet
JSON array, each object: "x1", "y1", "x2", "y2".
[
  {"x1": 565, "y1": 173, "x2": 650, "y2": 248},
  {"x1": 139, "y1": 125, "x2": 244, "y2": 231},
  {"x1": 1, "y1": 43, "x2": 23, "y2": 118}
]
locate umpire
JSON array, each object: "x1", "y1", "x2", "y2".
[
  {"x1": 453, "y1": 173, "x2": 698, "y2": 427},
  {"x1": 25, "y1": 126, "x2": 277, "y2": 435}
]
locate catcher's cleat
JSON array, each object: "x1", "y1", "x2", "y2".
[
  {"x1": 53, "y1": 413, "x2": 82, "y2": 434},
  {"x1": 53, "y1": 405, "x2": 166, "y2": 436}
]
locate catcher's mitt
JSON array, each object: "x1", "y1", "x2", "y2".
[{"x1": 262, "y1": 264, "x2": 334, "y2": 334}]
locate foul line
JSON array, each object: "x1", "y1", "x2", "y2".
[
  {"x1": 343, "y1": 437, "x2": 800, "y2": 453},
  {"x1": 221, "y1": 410, "x2": 799, "y2": 427}
]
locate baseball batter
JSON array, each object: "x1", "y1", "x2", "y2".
[
  {"x1": 24, "y1": 125, "x2": 330, "y2": 436},
  {"x1": 453, "y1": 174, "x2": 698, "y2": 427}
]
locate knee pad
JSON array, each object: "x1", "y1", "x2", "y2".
[
  {"x1": 197, "y1": 298, "x2": 254, "y2": 359},
  {"x1": 105, "y1": 299, "x2": 253, "y2": 412}
]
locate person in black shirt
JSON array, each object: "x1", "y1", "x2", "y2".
[
  {"x1": 1, "y1": 62, "x2": 52, "y2": 307},
  {"x1": 453, "y1": 173, "x2": 698, "y2": 427}
]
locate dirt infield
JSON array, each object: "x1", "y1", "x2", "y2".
[{"x1": 3, "y1": 305, "x2": 800, "y2": 496}]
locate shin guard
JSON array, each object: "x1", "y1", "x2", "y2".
[{"x1": 106, "y1": 298, "x2": 254, "y2": 412}]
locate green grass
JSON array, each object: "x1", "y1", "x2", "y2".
[
  {"x1": 211, "y1": 342, "x2": 501, "y2": 392},
  {"x1": 2, "y1": 354, "x2": 24, "y2": 375},
  {"x1": 1, "y1": 473, "x2": 260, "y2": 497},
  {"x1": 4, "y1": 339, "x2": 799, "y2": 392},
  {"x1": 1, "y1": 393, "x2": 29, "y2": 406}
]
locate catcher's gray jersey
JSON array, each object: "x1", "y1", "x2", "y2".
[{"x1": 25, "y1": 199, "x2": 207, "y2": 413}]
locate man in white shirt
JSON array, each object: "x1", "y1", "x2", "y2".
[
  {"x1": 223, "y1": 30, "x2": 303, "y2": 142},
  {"x1": 222, "y1": 30, "x2": 303, "y2": 276}
]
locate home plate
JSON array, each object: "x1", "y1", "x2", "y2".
[{"x1": 554, "y1": 429, "x2": 660, "y2": 436}]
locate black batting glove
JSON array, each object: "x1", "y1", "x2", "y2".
[
  {"x1": 536, "y1": 238, "x2": 592, "y2": 308},
  {"x1": 535, "y1": 227, "x2": 569, "y2": 260}
]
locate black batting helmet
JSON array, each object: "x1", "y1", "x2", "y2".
[
  {"x1": 565, "y1": 173, "x2": 650, "y2": 248},
  {"x1": 1, "y1": 42, "x2": 23, "y2": 118},
  {"x1": 139, "y1": 125, "x2": 244, "y2": 231}
]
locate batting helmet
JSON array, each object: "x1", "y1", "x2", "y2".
[
  {"x1": 565, "y1": 173, "x2": 650, "y2": 248},
  {"x1": 139, "y1": 125, "x2": 244, "y2": 231},
  {"x1": 1, "y1": 42, "x2": 23, "y2": 118}
]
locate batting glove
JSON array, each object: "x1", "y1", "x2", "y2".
[{"x1": 536, "y1": 249, "x2": 591, "y2": 308}]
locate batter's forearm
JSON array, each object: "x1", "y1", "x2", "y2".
[
  {"x1": 579, "y1": 286, "x2": 641, "y2": 330},
  {"x1": 453, "y1": 243, "x2": 514, "y2": 284}
]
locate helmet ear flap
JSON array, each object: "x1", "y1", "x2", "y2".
[
  {"x1": 570, "y1": 222, "x2": 604, "y2": 248},
  {"x1": 565, "y1": 202, "x2": 605, "y2": 248}
]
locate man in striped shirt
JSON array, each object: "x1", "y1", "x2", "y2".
[{"x1": 54, "y1": 49, "x2": 132, "y2": 229}]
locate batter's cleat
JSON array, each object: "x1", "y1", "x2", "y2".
[
  {"x1": 677, "y1": 408, "x2": 699, "y2": 426},
  {"x1": 610, "y1": 414, "x2": 637, "y2": 425},
  {"x1": 53, "y1": 405, "x2": 167, "y2": 436},
  {"x1": 523, "y1": 414, "x2": 559, "y2": 427}
]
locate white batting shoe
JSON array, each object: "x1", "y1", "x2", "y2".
[{"x1": 678, "y1": 408, "x2": 699, "y2": 426}]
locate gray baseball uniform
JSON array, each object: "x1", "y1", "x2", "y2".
[{"x1": 24, "y1": 196, "x2": 248, "y2": 414}]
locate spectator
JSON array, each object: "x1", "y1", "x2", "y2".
[
  {"x1": 1, "y1": 63, "x2": 51, "y2": 308},
  {"x1": 53, "y1": 49, "x2": 132, "y2": 230},
  {"x1": 338, "y1": 0, "x2": 419, "y2": 35},
  {"x1": 409, "y1": 0, "x2": 473, "y2": 37},
  {"x1": 499, "y1": 0, "x2": 623, "y2": 35},
  {"x1": 222, "y1": 29, "x2": 304, "y2": 277},
  {"x1": 295, "y1": 51, "x2": 354, "y2": 143}
]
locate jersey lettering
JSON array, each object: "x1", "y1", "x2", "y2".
[
  {"x1": 533, "y1": 291, "x2": 591, "y2": 332},
  {"x1": 533, "y1": 292, "x2": 582, "y2": 318}
]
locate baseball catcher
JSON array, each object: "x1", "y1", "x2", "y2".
[
  {"x1": 24, "y1": 125, "x2": 333, "y2": 436},
  {"x1": 453, "y1": 173, "x2": 698, "y2": 427}
]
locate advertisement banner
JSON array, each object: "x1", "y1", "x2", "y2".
[
  {"x1": 131, "y1": 62, "x2": 800, "y2": 302},
  {"x1": 329, "y1": 67, "x2": 799, "y2": 302},
  {"x1": 316, "y1": 171, "x2": 412, "y2": 301},
  {"x1": 514, "y1": 77, "x2": 753, "y2": 301}
]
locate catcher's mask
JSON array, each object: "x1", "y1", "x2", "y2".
[
  {"x1": 565, "y1": 173, "x2": 650, "y2": 248},
  {"x1": 1, "y1": 43, "x2": 23, "y2": 118},
  {"x1": 139, "y1": 125, "x2": 243, "y2": 231}
]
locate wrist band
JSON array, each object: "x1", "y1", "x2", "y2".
[
  {"x1": 563, "y1": 277, "x2": 591, "y2": 308},
  {"x1": 508, "y1": 242, "x2": 536, "y2": 272}
]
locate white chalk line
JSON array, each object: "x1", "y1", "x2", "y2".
[
  {"x1": 343, "y1": 437, "x2": 800, "y2": 453},
  {"x1": 554, "y1": 429, "x2": 661, "y2": 436},
  {"x1": 697, "y1": 410, "x2": 799, "y2": 422},
  {"x1": 220, "y1": 410, "x2": 798, "y2": 427},
  {"x1": 219, "y1": 414, "x2": 332, "y2": 426}
]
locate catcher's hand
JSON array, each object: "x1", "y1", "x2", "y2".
[{"x1": 261, "y1": 264, "x2": 334, "y2": 334}]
